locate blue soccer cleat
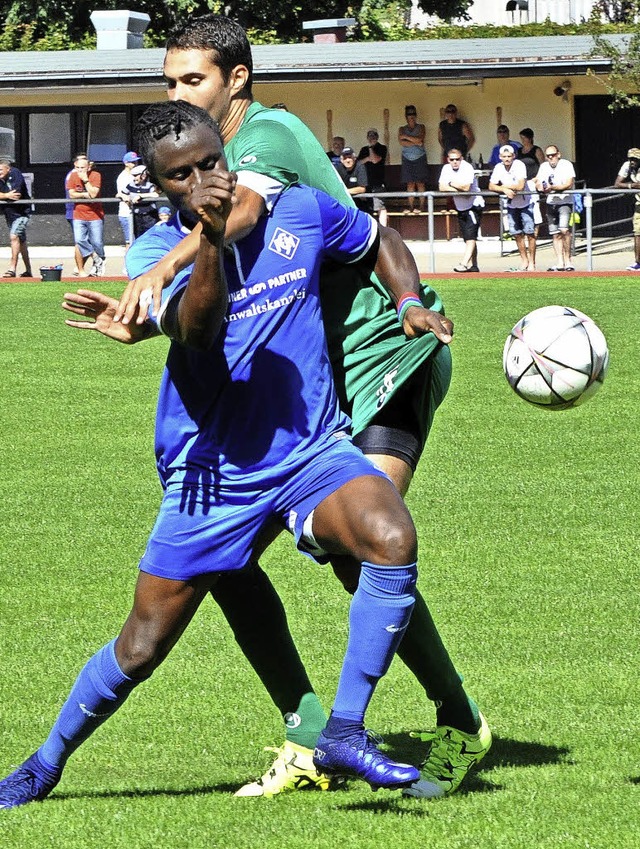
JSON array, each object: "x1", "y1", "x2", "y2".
[
  {"x1": 0, "y1": 752, "x2": 61, "y2": 810},
  {"x1": 313, "y1": 728, "x2": 419, "y2": 791}
]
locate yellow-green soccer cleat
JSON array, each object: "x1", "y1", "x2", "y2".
[
  {"x1": 234, "y1": 741, "x2": 338, "y2": 798},
  {"x1": 402, "y1": 711, "x2": 492, "y2": 799}
]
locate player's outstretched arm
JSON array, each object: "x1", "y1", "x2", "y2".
[
  {"x1": 114, "y1": 181, "x2": 258, "y2": 327},
  {"x1": 63, "y1": 289, "x2": 158, "y2": 344},
  {"x1": 375, "y1": 225, "x2": 453, "y2": 344}
]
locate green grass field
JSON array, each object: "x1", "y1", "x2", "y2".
[{"x1": 0, "y1": 277, "x2": 638, "y2": 848}]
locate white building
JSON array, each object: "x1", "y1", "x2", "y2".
[{"x1": 411, "y1": 0, "x2": 601, "y2": 28}]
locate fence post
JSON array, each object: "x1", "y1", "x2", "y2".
[
  {"x1": 427, "y1": 192, "x2": 435, "y2": 274},
  {"x1": 584, "y1": 190, "x2": 593, "y2": 273}
]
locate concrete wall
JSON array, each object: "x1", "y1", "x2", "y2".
[
  {"x1": 252, "y1": 72, "x2": 602, "y2": 164},
  {"x1": 0, "y1": 69, "x2": 607, "y2": 165}
]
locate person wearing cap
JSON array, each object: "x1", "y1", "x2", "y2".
[
  {"x1": 489, "y1": 144, "x2": 536, "y2": 272},
  {"x1": 116, "y1": 152, "x2": 141, "y2": 250},
  {"x1": 335, "y1": 147, "x2": 373, "y2": 215},
  {"x1": 156, "y1": 206, "x2": 172, "y2": 224},
  {"x1": 119, "y1": 163, "x2": 160, "y2": 240},
  {"x1": 357, "y1": 129, "x2": 388, "y2": 225},
  {"x1": 614, "y1": 146, "x2": 640, "y2": 271},
  {"x1": 488, "y1": 125, "x2": 521, "y2": 167},
  {"x1": 438, "y1": 105, "x2": 474, "y2": 164},
  {"x1": 398, "y1": 105, "x2": 428, "y2": 214}
]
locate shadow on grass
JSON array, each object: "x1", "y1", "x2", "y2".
[
  {"x1": 383, "y1": 730, "x2": 571, "y2": 771},
  {"x1": 52, "y1": 781, "x2": 239, "y2": 802},
  {"x1": 50, "y1": 737, "x2": 572, "y2": 806}
]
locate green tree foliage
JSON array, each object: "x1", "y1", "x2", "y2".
[
  {"x1": 414, "y1": 0, "x2": 472, "y2": 20},
  {"x1": 0, "y1": 0, "x2": 637, "y2": 50},
  {"x1": 588, "y1": 0, "x2": 640, "y2": 109}
]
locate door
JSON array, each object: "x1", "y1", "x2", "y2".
[{"x1": 575, "y1": 95, "x2": 640, "y2": 237}]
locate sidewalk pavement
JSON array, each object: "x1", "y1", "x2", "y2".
[{"x1": 0, "y1": 235, "x2": 637, "y2": 281}]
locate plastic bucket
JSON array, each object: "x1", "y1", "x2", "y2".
[{"x1": 40, "y1": 266, "x2": 63, "y2": 282}]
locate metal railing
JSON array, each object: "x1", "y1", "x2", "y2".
[
  {"x1": 360, "y1": 187, "x2": 638, "y2": 273},
  {"x1": 2, "y1": 188, "x2": 638, "y2": 273}
]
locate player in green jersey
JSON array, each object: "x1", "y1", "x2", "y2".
[{"x1": 114, "y1": 14, "x2": 491, "y2": 800}]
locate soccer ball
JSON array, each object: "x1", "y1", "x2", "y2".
[{"x1": 503, "y1": 305, "x2": 609, "y2": 410}]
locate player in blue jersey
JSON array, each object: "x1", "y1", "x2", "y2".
[
  {"x1": 0, "y1": 100, "x2": 449, "y2": 809},
  {"x1": 109, "y1": 14, "x2": 491, "y2": 802}
]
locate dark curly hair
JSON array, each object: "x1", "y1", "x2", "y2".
[
  {"x1": 134, "y1": 101, "x2": 221, "y2": 184},
  {"x1": 166, "y1": 14, "x2": 252, "y2": 96}
]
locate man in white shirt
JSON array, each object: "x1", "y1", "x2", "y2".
[
  {"x1": 115, "y1": 152, "x2": 140, "y2": 250},
  {"x1": 439, "y1": 147, "x2": 484, "y2": 272},
  {"x1": 535, "y1": 145, "x2": 576, "y2": 271},
  {"x1": 614, "y1": 146, "x2": 640, "y2": 271},
  {"x1": 489, "y1": 145, "x2": 535, "y2": 272}
]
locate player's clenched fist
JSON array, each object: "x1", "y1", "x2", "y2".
[{"x1": 189, "y1": 170, "x2": 237, "y2": 236}]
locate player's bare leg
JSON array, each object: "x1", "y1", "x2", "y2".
[{"x1": 0, "y1": 572, "x2": 213, "y2": 809}]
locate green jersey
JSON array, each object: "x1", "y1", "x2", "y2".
[{"x1": 225, "y1": 101, "x2": 450, "y2": 438}]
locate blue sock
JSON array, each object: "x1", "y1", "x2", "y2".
[
  {"x1": 39, "y1": 640, "x2": 139, "y2": 771},
  {"x1": 330, "y1": 562, "x2": 417, "y2": 729}
]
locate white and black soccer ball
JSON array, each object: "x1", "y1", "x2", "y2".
[{"x1": 503, "y1": 305, "x2": 609, "y2": 410}]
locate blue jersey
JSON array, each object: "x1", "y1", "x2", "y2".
[{"x1": 125, "y1": 184, "x2": 377, "y2": 495}]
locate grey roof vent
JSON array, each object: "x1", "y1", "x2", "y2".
[
  {"x1": 302, "y1": 18, "x2": 356, "y2": 44},
  {"x1": 90, "y1": 10, "x2": 151, "y2": 50}
]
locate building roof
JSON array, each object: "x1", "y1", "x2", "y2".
[{"x1": 0, "y1": 34, "x2": 629, "y2": 90}]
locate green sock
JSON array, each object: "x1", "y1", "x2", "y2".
[
  {"x1": 395, "y1": 589, "x2": 480, "y2": 734},
  {"x1": 284, "y1": 692, "x2": 328, "y2": 749},
  {"x1": 436, "y1": 691, "x2": 481, "y2": 735}
]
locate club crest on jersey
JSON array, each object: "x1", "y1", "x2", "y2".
[{"x1": 269, "y1": 228, "x2": 300, "y2": 260}]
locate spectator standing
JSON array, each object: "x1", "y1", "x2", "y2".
[
  {"x1": 614, "y1": 146, "x2": 640, "y2": 271},
  {"x1": 489, "y1": 145, "x2": 536, "y2": 272},
  {"x1": 357, "y1": 128, "x2": 388, "y2": 225},
  {"x1": 64, "y1": 167, "x2": 76, "y2": 239},
  {"x1": 488, "y1": 125, "x2": 522, "y2": 167},
  {"x1": 116, "y1": 151, "x2": 140, "y2": 250},
  {"x1": 535, "y1": 145, "x2": 576, "y2": 272},
  {"x1": 0, "y1": 157, "x2": 33, "y2": 278},
  {"x1": 120, "y1": 164, "x2": 160, "y2": 239},
  {"x1": 438, "y1": 105, "x2": 474, "y2": 163},
  {"x1": 66, "y1": 153, "x2": 105, "y2": 277},
  {"x1": 398, "y1": 105, "x2": 428, "y2": 214},
  {"x1": 517, "y1": 128, "x2": 545, "y2": 239},
  {"x1": 334, "y1": 147, "x2": 372, "y2": 214},
  {"x1": 438, "y1": 147, "x2": 484, "y2": 273},
  {"x1": 326, "y1": 136, "x2": 345, "y2": 166}
]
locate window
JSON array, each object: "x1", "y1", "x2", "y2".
[
  {"x1": 29, "y1": 113, "x2": 71, "y2": 164},
  {"x1": 0, "y1": 115, "x2": 16, "y2": 160},
  {"x1": 87, "y1": 112, "x2": 127, "y2": 163}
]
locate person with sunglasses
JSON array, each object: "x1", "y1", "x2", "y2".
[
  {"x1": 535, "y1": 146, "x2": 576, "y2": 272},
  {"x1": 438, "y1": 147, "x2": 484, "y2": 272},
  {"x1": 438, "y1": 105, "x2": 474, "y2": 164},
  {"x1": 399, "y1": 105, "x2": 428, "y2": 214}
]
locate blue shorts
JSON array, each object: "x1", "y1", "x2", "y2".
[
  {"x1": 507, "y1": 205, "x2": 535, "y2": 236},
  {"x1": 9, "y1": 216, "x2": 30, "y2": 241},
  {"x1": 139, "y1": 436, "x2": 388, "y2": 581}
]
